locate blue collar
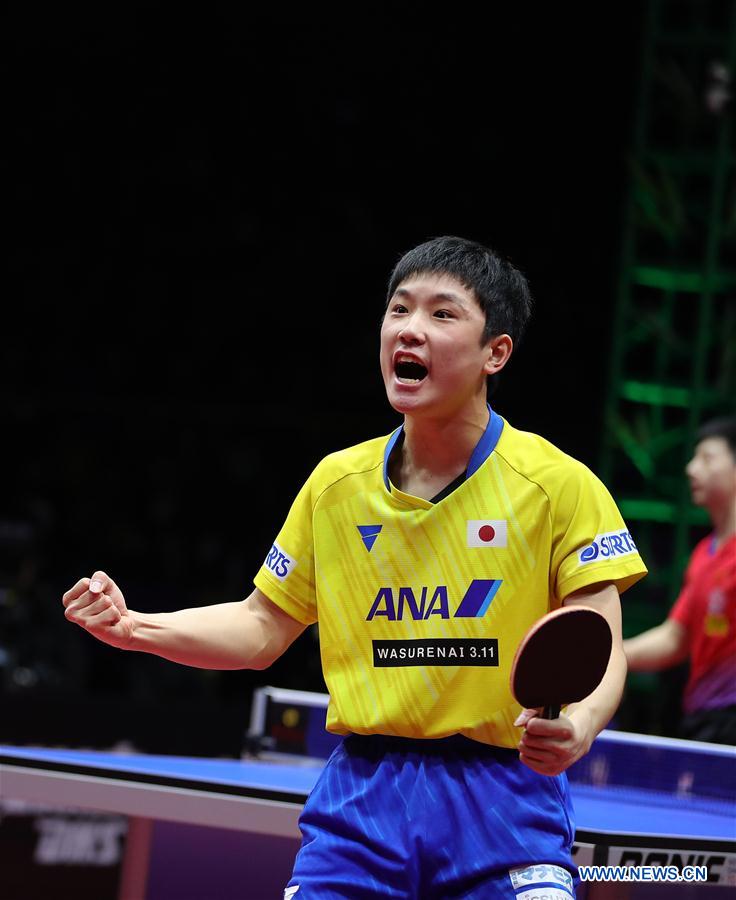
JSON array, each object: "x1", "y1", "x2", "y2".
[{"x1": 382, "y1": 404, "x2": 504, "y2": 491}]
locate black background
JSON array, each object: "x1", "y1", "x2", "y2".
[{"x1": 4, "y1": 6, "x2": 650, "y2": 754}]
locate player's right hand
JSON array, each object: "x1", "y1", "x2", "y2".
[{"x1": 62, "y1": 571, "x2": 135, "y2": 650}]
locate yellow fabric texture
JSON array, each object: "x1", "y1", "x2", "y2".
[{"x1": 254, "y1": 417, "x2": 647, "y2": 749}]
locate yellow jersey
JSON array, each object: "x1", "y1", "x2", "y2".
[{"x1": 254, "y1": 409, "x2": 647, "y2": 749}]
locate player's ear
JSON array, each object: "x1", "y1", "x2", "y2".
[{"x1": 483, "y1": 334, "x2": 513, "y2": 376}]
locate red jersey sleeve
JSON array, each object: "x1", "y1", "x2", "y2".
[
  {"x1": 667, "y1": 537, "x2": 709, "y2": 632},
  {"x1": 669, "y1": 581, "x2": 694, "y2": 631}
]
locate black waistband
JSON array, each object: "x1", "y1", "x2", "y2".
[{"x1": 343, "y1": 732, "x2": 517, "y2": 759}]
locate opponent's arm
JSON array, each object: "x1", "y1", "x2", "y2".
[
  {"x1": 623, "y1": 619, "x2": 688, "y2": 671},
  {"x1": 516, "y1": 582, "x2": 625, "y2": 775},
  {"x1": 63, "y1": 571, "x2": 306, "y2": 670}
]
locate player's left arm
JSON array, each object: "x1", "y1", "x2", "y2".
[{"x1": 516, "y1": 582, "x2": 625, "y2": 776}]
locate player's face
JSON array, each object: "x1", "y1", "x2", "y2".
[
  {"x1": 380, "y1": 273, "x2": 497, "y2": 417},
  {"x1": 685, "y1": 437, "x2": 736, "y2": 508}
]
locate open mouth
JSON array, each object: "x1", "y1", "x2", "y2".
[{"x1": 394, "y1": 360, "x2": 428, "y2": 384}]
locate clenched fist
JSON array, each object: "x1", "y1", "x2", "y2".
[{"x1": 62, "y1": 571, "x2": 135, "y2": 649}]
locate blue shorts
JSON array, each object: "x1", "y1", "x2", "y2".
[{"x1": 285, "y1": 734, "x2": 577, "y2": 899}]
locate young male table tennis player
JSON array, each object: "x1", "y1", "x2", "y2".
[
  {"x1": 63, "y1": 237, "x2": 647, "y2": 898},
  {"x1": 624, "y1": 417, "x2": 736, "y2": 744}
]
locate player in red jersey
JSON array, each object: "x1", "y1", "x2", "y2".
[{"x1": 624, "y1": 417, "x2": 736, "y2": 744}]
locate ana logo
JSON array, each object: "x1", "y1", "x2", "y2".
[
  {"x1": 366, "y1": 579, "x2": 502, "y2": 621},
  {"x1": 578, "y1": 530, "x2": 638, "y2": 564},
  {"x1": 264, "y1": 542, "x2": 296, "y2": 581},
  {"x1": 467, "y1": 520, "x2": 507, "y2": 548},
  {"x1": 357, "y1": 524, "x2": 382, "y2": 552}
]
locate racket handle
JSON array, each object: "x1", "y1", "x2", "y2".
[{"x1": 542, "y1": 705, "x2": 561, "y2": 720}]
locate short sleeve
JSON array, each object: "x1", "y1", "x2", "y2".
[
  {"x1": 253, "y1": 472, "x2": 318, "y2": 625},
  {"x1": 668, "y1": 552, "x2": 697, "y2": 632},
  {"x1": 551, "y1": 462, "x2": 648, "y2": 601},
  {"x1": 668, "y1": 584, "x2": 693, "y2": 631}
]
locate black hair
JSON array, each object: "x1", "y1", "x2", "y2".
[
  {"x1": 696, "y1": 416, "x2": 736, "y2": 459},
  {"x1": 386, "y1": 235, "x2": 533, "y2": 347}
]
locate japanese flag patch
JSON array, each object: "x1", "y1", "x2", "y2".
[{"x1": 467, "y1": 520, "x2": 508, "y2": 548}]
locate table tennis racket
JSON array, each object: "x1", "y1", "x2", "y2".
[{"x1": 510, "y1": 606, "x2": 612, "y2": 720}]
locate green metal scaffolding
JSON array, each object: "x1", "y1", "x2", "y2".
[{"x1": 600, "y1": 0, "x2": 736, "y2": 726}]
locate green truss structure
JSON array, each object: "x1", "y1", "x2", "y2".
[{"x1": 600, "y1": 0, "x2": 736, "y2": 659}]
